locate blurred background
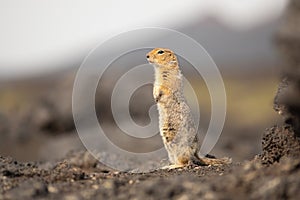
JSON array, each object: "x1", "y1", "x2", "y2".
[{"x1": 0, "y1": 0, "x2": 289, "y2": 162}]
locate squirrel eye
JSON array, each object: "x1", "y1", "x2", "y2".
[{"x1": 157, "y1": 50, "x2": 164, "y2": 55}]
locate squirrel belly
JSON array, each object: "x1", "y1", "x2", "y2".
[{"x1": 152, "y1": 53, "x2": 199, "y2": 165}]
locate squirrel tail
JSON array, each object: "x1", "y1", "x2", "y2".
[
  {"x1": 192, "y1": 154, "x2": 232, "y2": 166},
  {"x1": 200, "y1": 157, "x2": 232, "y2": 166}
]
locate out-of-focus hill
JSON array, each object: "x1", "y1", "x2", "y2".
[{"x1": 0, "y1": 66, "x2": 281, "y2": 162}]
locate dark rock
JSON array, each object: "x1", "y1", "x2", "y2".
[{"x1": 274, "y1": 0, "x2": 300, "y2": 135}]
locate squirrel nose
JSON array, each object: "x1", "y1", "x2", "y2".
[{"x1": 146, "y1": 55, "x2": 149, "y2": 59}]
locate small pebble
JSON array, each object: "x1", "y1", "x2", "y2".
[
  {"x1": 92, "y1": 185, "x2": 99, "y2": 190},
  {"x1": 48, "y1": 185, "x2": 58, "y2": 193},
  {"x1": 103, "y1": 180, "x2": 114, "y2": 189}
]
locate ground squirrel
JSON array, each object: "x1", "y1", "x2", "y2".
[{"x1": 146, "y1": 48, "x2": 231, "y2": 169}]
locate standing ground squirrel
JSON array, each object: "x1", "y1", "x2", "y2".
[{"x1": 146, "y1": 48, "x2": 231, "y2": 169}]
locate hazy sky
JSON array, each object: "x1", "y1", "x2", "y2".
[{"x1": 0, "y1": 0, "x2": 288, "y2": 80}]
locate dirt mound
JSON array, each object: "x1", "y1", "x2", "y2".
[
  {"x1": 275, "y1": 0, "x2": 300, "y2": 135},
  {"x1": 260, "y1": 125, "x2": 300, "y2": 165}
]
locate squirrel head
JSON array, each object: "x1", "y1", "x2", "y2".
[{"x1": 146, "y1": 48, "x2": 178, "y2": 68}]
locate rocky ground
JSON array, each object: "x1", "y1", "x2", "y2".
[
  {"x1": 1, "y1": 0, "x2": 300, "y2": 199},
  {"x1": 1, "y1": 148, "x2": 300, "y2": 200}
]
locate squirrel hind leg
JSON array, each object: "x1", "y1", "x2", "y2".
[
  {"x1": 161, "y1": 164, "x2": 186, "y2": 170},
  {"x1": 161, "y1": 155, "x2": 191, "y2": 170}
]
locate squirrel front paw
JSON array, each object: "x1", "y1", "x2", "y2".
[
  {"x1": 153, "y1": 86, "x2": 161, "y2": 102},
  {"x1": 153, "y1": 85, "x2": 170, "y2": 103},
  {"x1": 154, "y1": 91, "x2": 163, "y2": 102}
]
